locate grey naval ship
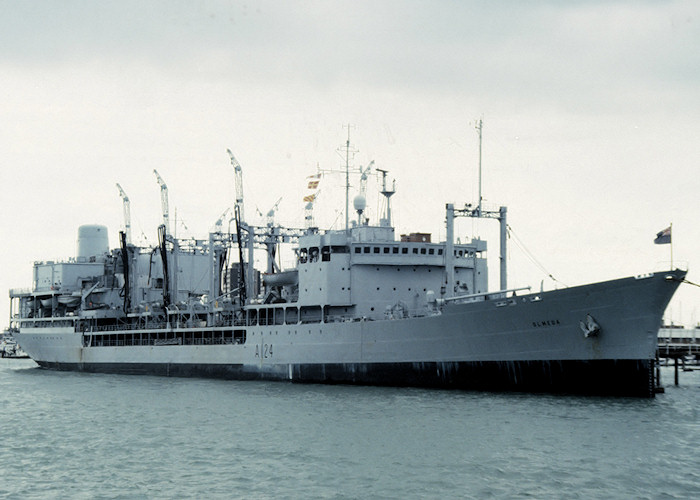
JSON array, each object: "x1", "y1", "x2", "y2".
[{"x1": 8, "y1": 137, "x2": 685, "y2": 397}]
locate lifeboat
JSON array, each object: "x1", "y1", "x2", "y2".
[
  {"x1": 262, "y1": 270, "x2": 299, "y2": 287},
  {"x1": 57, "y1": 294, "x2": 81, "y2": 308}
]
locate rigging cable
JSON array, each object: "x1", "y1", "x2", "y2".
[
  {"x1": 681, "y1": 278, "x2": 700, "y2": 288},
  {"x1": 506, "y1": 224, "x2": 568, "y2": 288}
]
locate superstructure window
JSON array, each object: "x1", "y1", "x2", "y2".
[{"x1": 309, "y1": 247, "x2": 319, "y2": 262}]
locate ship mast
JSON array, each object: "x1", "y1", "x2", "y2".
[
  {"x1": 339, "y1": 124, "x2": 358, "y2": 234},
  {"x1": 476, "y1": 118, "x2": 483, "y2": 216},
  {"x1": 345, "y1": 127, "x2": 350, "y2": 233},
  {"x1": 446, "y1": 119, "x2": 508, "y2": 296}
]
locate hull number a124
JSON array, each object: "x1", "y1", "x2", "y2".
[{"x1": 255, "y1": 343, "x2": 273, "y2": 359}]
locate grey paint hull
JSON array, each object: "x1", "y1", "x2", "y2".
[
  {"x1": 35, "y1": 359, "x2": 655, "y2": 397},
  {"x1": 15, "y1": 270, "x2": 684, "y2": 397}
]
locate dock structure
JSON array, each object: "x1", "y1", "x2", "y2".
[{"x1": 656, "y1": 327, "x2": 700, "y2": 389}]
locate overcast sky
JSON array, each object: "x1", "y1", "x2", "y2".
[{"x1": 2, "y1": 0, "x2": 699, "y2": 325}]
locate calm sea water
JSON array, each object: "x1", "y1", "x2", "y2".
[{"x1": 1, "y1": 359, "x2": 698, "y2": 499}]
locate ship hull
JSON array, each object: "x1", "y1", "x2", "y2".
[
  {"x1": 15, "y1": 270, "x2": 685, "y2": 397},
  {"x1": 34, "y1": 359, "x2": 655, "y2": 397}
]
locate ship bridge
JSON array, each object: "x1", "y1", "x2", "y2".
[{"x1": 292, "y1": 225, "x2": 488, "y2": 320}]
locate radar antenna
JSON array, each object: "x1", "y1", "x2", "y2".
[
  {"x1": 376, "y1": 168, "x2": 395, "y2": 227},
  {"x1": 354, "y1": 160, "x2": 374, "y2": 225}
]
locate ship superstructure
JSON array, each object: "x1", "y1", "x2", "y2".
[{"x1": 7, "y1": 134, "x2": 685, "y2": 396}]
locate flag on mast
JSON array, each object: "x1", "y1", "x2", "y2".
[
  {"x1": 304, "y1": 172, "x2": 321, "y2": 203},
  {"x1": 654, "y1": 226, "x2": 672, "y2": 245}
]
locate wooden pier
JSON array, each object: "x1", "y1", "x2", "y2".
[{"x1": 655, "y1": 327, "x2": 699, "y2": 390}]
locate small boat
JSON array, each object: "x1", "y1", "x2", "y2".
[{"x1": 0, "y1": 332, "x2": 29, "y2": 359}]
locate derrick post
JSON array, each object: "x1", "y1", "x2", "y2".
[
  {"x1": 445, "y1": 203, "x2": 455, "y2": 298},
  {"x1": 499, "y1": 206, "x2": 507, "y2": 291}
]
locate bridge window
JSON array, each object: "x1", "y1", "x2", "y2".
[{"x1": 309, "y1": 247, "x2": 319, "y2": 262}]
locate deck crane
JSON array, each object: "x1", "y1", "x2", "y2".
[
  {"x1": 116, "y1": 183, "x2": 133, "y2": 313},
  {"x1": 153, "y1": 169, "x2": 178, "y2": 307},
  {"x1": 359, "y1": 161, "x2": 374, "y2": 193},
  {"x1": 214, "y1": 207, "x2": 230, "y2": 233},
  {"x1": 266, "y1": 197, "x2": 282, "y2": 228},
  {"x1": 226, "y1": 148, "x2": 247, "y2": 305},
  {"x1": 153, "y1": 169, "x2": 170, "y2": 236},
  {"x1": 304, "y1": 198, "x2": 317, "y2": 229},
  {"x1": 263, "y1": 196, "x2": 283, "y2": 275},
  {"x1": 115, "y1": 183, "x2": 131, "y2": 244},
  {"x1": 226, "y1": 149, "x2": 245, "y2": 223}
]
